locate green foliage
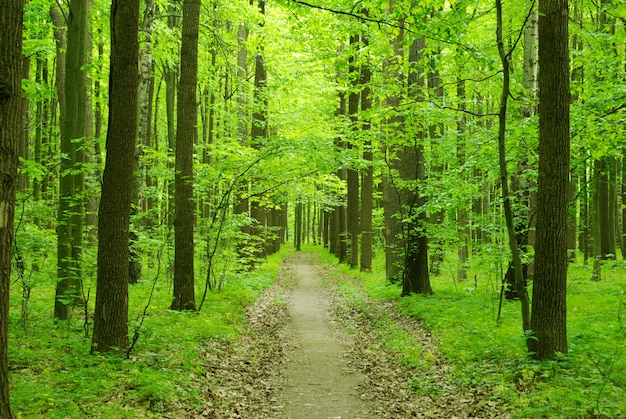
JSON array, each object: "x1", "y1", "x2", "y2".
[{"x1": 8, "y1": 243, "x2": 290, "y2": 417}]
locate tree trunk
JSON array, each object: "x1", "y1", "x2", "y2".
[
  {"x1": 233, "y1": 12, "x2": 250, "y2": 239},
  {"x1": 91, "y1": 0, "x2": 140, "y2": 353},
  {"x1": 336, "y1": 88, "x2": 348, "y2": 263},
  {"x1": 456, "y1": 71, "x2": 469, "y2": 281},
  {"x1": 0, "y1": 0, "x2": 22, "y2": 414},
  {"x1": 295, "y1": 201, "x2": 302, "y2": 251},
  {"x1": 382, "y1": 6, "x2": 404, "y2": 283},
  {"x1": 171, "y1": 0, "x2": 201, "y2": 311},
  {"x1": 249, "y1": 0, "x2": 269, "y2": 262},
  {"x1": 347, "y1": 34, "x2": 360, "y2": 269},
  {"x1": 599, "y1": 158, "x2": 611, "y2": 259},
  {"x1": 402, "y1": 32, "x2": 432, "y2": 296},
  {"x1": 427, "y1": 50, "x2": 444, "y2": 275},
  {"x1": 591, "y1": 159, "x2": 602, "y2": 281},
  {"x1": 529, "y1": 0, "x2": 570, "y2": 360},
  {"x1": 55, "y1": 0, "x2": 88, "y2": 320},
  {"x1": 165, "y1": 5, "x2": 178, "y2": 227},
  {"x1": 360, "y1": 30, "x2": 373, "y2": 272},
  {"x1": 495, "y1": 0, "x2": 530, "y2": 331}
]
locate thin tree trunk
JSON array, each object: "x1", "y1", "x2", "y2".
[
  {"x1": 495, "y1": 0, "x2": 531, "y2": 332},
  {"x1": 347, "y1": 34, "x2": 360, "y2": 269},
  {"x1": 382, "y1": 5, "x2": 404, "y2": 283},
  {"x1": 171, "y1": 0, "x2": 201, "y2": 311},
  {"x1": 165, "y1": 6, "x2": 178, "y2": 226},
  {"x1": 360, "y1": 28, "x2": 373, "y2": 272},
  {"x1": 129, "y1": 0, "x2": 156, "y2": 284},
  {"x1": 295, "y1": 201, "x2": 302, "y2": 251}
]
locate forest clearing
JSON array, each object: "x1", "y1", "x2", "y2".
[{"x1": 1, "y1": 0, "x2": 626, "y2": 417}]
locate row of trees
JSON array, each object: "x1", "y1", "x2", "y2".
[
  {"x1": 1, "y1": 0, "x2": 618, "y2": 414},
  {"x1": 302, "y1": 0, "x2": 569, "y2": 359}
]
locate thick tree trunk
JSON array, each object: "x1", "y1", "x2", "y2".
[
  {"x1": 529, "y1": 0, "x2": 570, "y2": 360},
  {"x1": 0, "y1": 0, "x2": 22, "y2": 414},
  {"x1": 91, "y1": 0, "x2": 140, "y2": 353},
  {"x1": 249, "y1": 0, "x2": 269, "y2": 262},
  {"x1": 402, "y1": 33, "x2": 432, "y2": 296},
  {"x1": 171, "y1": 0, "x2": 201, "y2": 311}
]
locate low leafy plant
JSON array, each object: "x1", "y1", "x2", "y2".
[{"x1": 8, "y1": 241, "x2": 290, "y2": 418}]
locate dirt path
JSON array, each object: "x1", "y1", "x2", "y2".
[
  {"x1": 196, "y1": 251, "x2": 509, "y2": 418},
  {"x1": 281, "y1": 255, "x2": 368, "y2": 418}
]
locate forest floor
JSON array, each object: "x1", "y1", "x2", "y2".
[{"x1": 192, "y1": 252, "x2": 510, "y2": 418}]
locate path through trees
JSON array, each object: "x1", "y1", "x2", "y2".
[{"x1": 196, "y1": 252, "x2": 508, "y2": 418}]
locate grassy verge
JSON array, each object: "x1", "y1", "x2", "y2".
[
  {"x1": 8, "y1": 246, "x2": 292, "y2": 418},
  {"x1": 313, "y1": 247, "x2": 626, "y2": 419}
]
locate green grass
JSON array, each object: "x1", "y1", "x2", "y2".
[
  {"x1": 8, "y1": 246, "x2": 292, "y2": 418},
  {"x1": 315, "y1": 247, "x2": 626, "y2": 418}
]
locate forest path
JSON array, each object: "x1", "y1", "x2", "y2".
[
  {"x1": 279, "y1": 252, "x2": 369, "y2": 418},
  {"x1": 197, "y1": 251, "x2": 509, "y2": 418}
]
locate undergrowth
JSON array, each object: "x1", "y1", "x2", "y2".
[
  {"x1": 8, "y1": 247, "x2": 290, "y2": 418},
  {"x1": 314, "y1": 247, "x2": 626, "y2": 419}
]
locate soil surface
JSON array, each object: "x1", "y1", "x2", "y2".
[
  {"x1": 280, "y1": 256, "x2": 368, "y2": 418},
  {"x1": 194, "y1": 252, "x2": 509, "y2": 418}
]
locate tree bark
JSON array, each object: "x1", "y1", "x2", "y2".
[
  {"x1": 529, "y1": 0, "x2": 570, "y2": 360},
  {"x1": 402, "y1": 31, "x2": 432, "y2": 296},
  {"x1": 249, "y1": 0, "x2": 269, "y2": 262},
  {"x1": 55, "y1": 0, "x2": 88, "y2": 320},
  {"x1": 171, "y1": 0, "x2": 201, "y2": 311},
  {"x1": 0, "y1": 0, "x2": 22, "y2": 415},
  {"x1": 91, "y1": 0, "x2": 140, "y2": 353},
  {"x1": 347, "y1": 34, "x2": 360, "y2": 269},
  {"x1": 360, "y1": 29, "x2": 373, "y2": 272},
  {"x1": 495, "y1": 0, "x2": 531, "y2": 331},
  {"x1": 382, "y1": 5, "x2": 404, "y2": 283}
]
